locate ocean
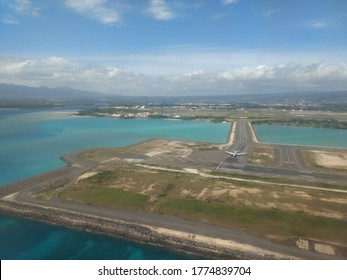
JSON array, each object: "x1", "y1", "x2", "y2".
[
  {"x1": 254, "y1": 124, "x2": 347, "y2": 148},
  {"x1": 0, "y1": 108, "x2": 229, "y2": 260},
  {"x1": 0, "y1": 215, "x2": 200, "y2": 260},
  {"x1": 0, "y1": 109, "x2": 229, "y2": 187}
]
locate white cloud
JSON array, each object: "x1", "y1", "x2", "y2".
[
  {"x1": 221, "y1": 0, "x2": 239, "y2": 5},
  {"x1": 305, "y1": 19, "x2": 328, "y2": 28},
  {"x1": 3, "y1": 0, "x2": 40, "y2": 19},
  {"x1": 12, "y1": 0, "x2": 32, "y2": 13},
  {"x1": 11, "y1": 0, "x2": 40, "y2": 17},
  {"x1": 65, "y1": 0, "x2": 121, "y2": 24},
  {"x1": 0, "y1": 55, "x2": 346, "y2": 95},
  {"x1": 86, "y1": 48, "x2": 346, "y2": 77},
  {"x1": 144, "y1": 0, "x2": 175, "y2": 20},
  {"x1": 1, "y1": 13, "x2": 19, "y2": 24},
  {"x1": 260, "y1": 9, "x2": 280, "y2": 18}
]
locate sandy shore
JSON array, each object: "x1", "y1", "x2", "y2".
[
  {"x1": 226, "y1": 122, "x2": 235, "y2": 146},
  {"x1": 248, "y1": 122, "x2": 260, "y2": 143}
]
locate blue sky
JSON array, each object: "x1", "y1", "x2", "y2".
[{"x1": 0, "y1": 0, "x2": 346, "y2": 95}]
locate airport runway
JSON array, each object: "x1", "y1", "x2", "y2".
[{"x1": 144, "y1": 120, "x2": 347, "y2": 186}]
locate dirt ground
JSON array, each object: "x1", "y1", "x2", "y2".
[{"x1": 311, "y1": 151, "x2": 347, "y2": 170}]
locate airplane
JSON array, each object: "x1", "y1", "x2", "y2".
[{"x1": 225, "y1": 150, "x2": 246, "y2": 157}]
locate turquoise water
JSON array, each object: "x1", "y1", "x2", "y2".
[
  {"x1": 255, "y1": 124, "x2": 347, "y2": 148},
  {"x1": 0, "y1": 215, "x2": 201, "y2": 260},
  {"x1": 0, "y1": 108, "x2": 229, "y2": 260},
  {"x1": 0, "y1": 109, "x2": 229, "y2": 186}
]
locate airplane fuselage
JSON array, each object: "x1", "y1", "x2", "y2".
[{"x1": 225, "y1": 150, "x2": 246, "y2": 157}]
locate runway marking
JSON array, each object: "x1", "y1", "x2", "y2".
[
  {"x1": 293, "y1": 149, "x2": 302, "y2": 168},
  {"x1": 216, "y1": 162, "x2": 224, "y2": 170},
  {"x1": 286, "y1": 148, "x2": 292, "y2": 168},
  {"x1": 278, "y1": 147, "x2": 284, "y2": 167},
  {"x1": 175, "y1": 157, "x2": 186, "y2": 162},
  {"x1": 163, "y1": 155, "x2": 174, "y2": 161},
  {"x1": 185, "y1": 157, "x2": 198, "y2": 163}
]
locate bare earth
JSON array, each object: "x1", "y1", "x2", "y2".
[{"x1": 312, "y1": 151, "x2": 347, "y2": 170}]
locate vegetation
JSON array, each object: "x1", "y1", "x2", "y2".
[
  {"x1": 54, "y1": 163, "x2": 347, "y2": 246},
  {"x1": 253, "y1": 118, "x2": 347, "y2": 129},
  {"x1": 60, "y1": 187, "x2": 148, "y2": 210},
  {"x1": 154, "y1": 197, "x2": 347, "y2": 244}
]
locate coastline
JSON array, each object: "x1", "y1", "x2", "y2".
[
  {"x1": 248, "y1": 122, "x2": 260, "y2": 143},
  {"x1": 226, "y1": 122, "x2": 235, "y2": 146},
  {"x1": 0, "y1": 199, "x2": 281, "y2": 260}
]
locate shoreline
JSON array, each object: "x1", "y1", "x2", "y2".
[
  {"x1": 248, "y1": 121, "x2": 260, "y2": 143},
  {"x1": 0, "y1": 199, "x2": 280, "y2": 260},
  {"x1": 226, "y1": 122, "x2": 235, "y2": 146}
]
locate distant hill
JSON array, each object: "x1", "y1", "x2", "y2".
[
  {"x1": 0, "y1": 83, "x2": 346, "y2": 110},
  {"x1": 0, "y1": 83, "x2": 111, "y2": 101},
  {"x1": 0, "y1": 83, "x2": 118, "y2": 107}
]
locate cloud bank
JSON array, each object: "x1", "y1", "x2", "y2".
[{"x1": 1, "y1": 54, "x2": 346, "y2": 96}]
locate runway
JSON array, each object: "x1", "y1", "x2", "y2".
[
  {"x1": 224, "y1": 121, "x2": 347, "y2": 185},
  {"x1": 143, "y1": 120, "x2": 347, "y2": 186}
]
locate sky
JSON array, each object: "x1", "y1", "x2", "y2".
[{"x1": 0, "y1": 0, "x2": 346, "y2": 96}]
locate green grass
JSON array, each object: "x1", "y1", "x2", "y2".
[
  {"x1": 158, "y1": 183, "x2": 176, "y2": 197},
  {"x1": 154, "y1": 197, "x2": 347, "y2": 244},
  {"x1": 61, "y1": 187, "x2": 148, "y2": 210},
  {"x1": 82, "y1": 170, "x2": 119, "y2": 184}
]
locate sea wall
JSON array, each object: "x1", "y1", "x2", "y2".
[{"x1": 0, "y1": 200, "x2": 276, "y2": 260}]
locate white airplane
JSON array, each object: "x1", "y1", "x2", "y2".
[{"x1": 225, "y1": 150, "x2": 246, "y2": 157}]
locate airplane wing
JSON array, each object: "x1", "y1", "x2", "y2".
[
  {"x1": 225, "y1": 151, "x2": 246, "y2": 157},
  {"x1": 225, "y1": 151, "x2": 236, "y2": 156}
]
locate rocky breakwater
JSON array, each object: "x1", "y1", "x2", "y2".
[{"x1": 0, "y1": 199, "x2": 277, "y2": 260}]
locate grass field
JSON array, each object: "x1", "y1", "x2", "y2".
[
  {"x1": 154, "y1": 197, "x2": 347, "y2": 244},
  {"x1": 60, "y1": 187, "x2": 148, "y2": 210},
  {"x1": 55, "y1": 162, "x2": 347, "y2": 247}
]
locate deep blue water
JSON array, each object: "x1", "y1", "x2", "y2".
[{"x1": 0, "y1": 109, "x2": 228, "y2": 260}]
